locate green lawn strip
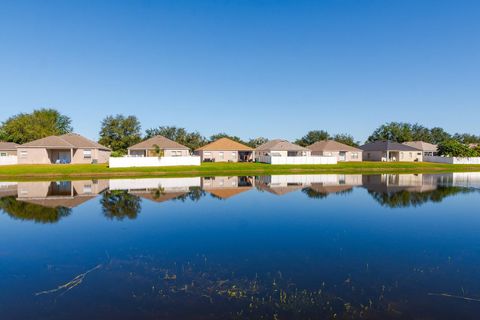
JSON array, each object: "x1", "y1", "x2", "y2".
[{"x1": 0, "y1": 162, "x2": 479, "y2": 181}]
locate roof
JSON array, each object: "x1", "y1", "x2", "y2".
[
  {"x1": 307, "y1": 140, "x2": 362, "y2": 152},
  {"x1": 403, "y1": 141, "x2": 438, "y2": 152},
  {"x1": 128, "y1": 135, "x2": 189, "y2": 150},
  {"x1": 19, "y1": 133, "x2": 110, "y2": 151},
  {"x1": 17, "y1": 196, "x2": 96, "y2": 208},
  {"x1": 255, "y1": 139, "x2": 309, "y2": 152},
  {"x1": 195, "y1": 137, "x2": 253, "y2": 151},
  {"x1": 208, "y1": 187, "x2": 252, "y2": 199},
  {"x1": 0, "y1": 141, "x2": 19, "y2": 150},
  {"x1": 359, "y1": 140, "x2": 421, "y2": 152}
]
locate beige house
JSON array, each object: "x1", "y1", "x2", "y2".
[
  {"x1": 360, "y1": 140, "x2": 423, "y2": 162},
  {"x1": 255, "y1": 139, "x2": 310, "y2": 160},
  {"x1": 128, "y1": 135, "x2": 190, "y2": 157},
  {"x1": 307, "y1": 140, "x2": 362, "y2": 162},
  {"x1": 0, "y1": 142, "x2": 19, "y2": 156},
  {"x1": 17, "y1": 133, "x2": 111, "y2": 164},
  {"x1": 201, "y1": 176, "x2": 254, "y2": 199},
  {"x1": 403, "y1": 141, "x2": 438, "y2": 156},
  {"x1": 195, "y1": 138, "x2": 254, "y2": 162}
]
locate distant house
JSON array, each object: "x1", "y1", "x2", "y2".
[
  {"x1": 194, "y1": 138, "x2": 254, "y2": 162},
  {"x1": 403, "y1": 141, "x2": 438, "y2": 157},
  {"x1": 359, "y1": 140, "x2": 423, "y2": 162},
  {"x1": 255, "y1": 139, "x2": 310, "y2": 160},
  {"x1": 0, "y1": 142, "x2": 19, "y2": 157},
  {"x1": 17, "y1": 133, "x2": 111, "y2": 164},
  {"x1": 128, "y1": 135, "x2": 190, "y2": 157},
  {"x1": 307, "y1": 140, "x2": 362, "y2": 162}
]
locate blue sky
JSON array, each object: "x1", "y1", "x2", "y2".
[{"x1": 0, "y1": 0, "x2": 479, "y2": 142}]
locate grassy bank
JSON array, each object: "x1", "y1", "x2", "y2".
[{"x1": 0, "y1": 162, "x2": 480, "y2": 180}]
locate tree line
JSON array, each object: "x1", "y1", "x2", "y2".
[{"x1": 1, "y1": 109, "x2": 479, "y2": 157}]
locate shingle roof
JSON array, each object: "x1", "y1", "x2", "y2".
[
  {"x1": 195, "y1": 137, "x2": 253, "y2": 151},
  {"x1": 359, "y1": 140, "x2": 421, "y2": 152},
  {"x1": 255, "y1": 139, "x2": 309, "y2": 152},
  {"x1": 403, "y1": 141, "x2": 438, "y2": 152},
  {"x1": 19, "y1": 133, "x2": 110, "y2": 150},
  {"x1": 129, "y1": 135, "x2": 189, "y2": 150},
  {"x1": 307, "y1": 140, "x2": 362, "y2": 152},
  {"x1": 0, "y1": 141, "x2": 19, "y2": 150}
]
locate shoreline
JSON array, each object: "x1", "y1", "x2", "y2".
[{"x1": 0, "y1": 162, "x2": 480, "y2": 181}]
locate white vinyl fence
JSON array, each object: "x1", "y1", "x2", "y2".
[
  {"x1": 257, "y1": 155, "x2": 337, "y2": 165},
  {"x1": 0, "y1": 156, "x2": 18, "y2": 166},
  {"x1": 109, "y1": 156, "x2": 201, "y2": 168},
  {"x1": 424, "y1": 156, "x2": 480, "y2": 165}
]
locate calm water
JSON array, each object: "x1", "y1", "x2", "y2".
[{"x1": 1, "y1": 173, "x2": 480, "y2": 319}]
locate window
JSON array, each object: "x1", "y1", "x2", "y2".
[
  {"x1": 367, "y1": 153, "x2": 370, "y2": 159},
  {"x1": 83, "y1": 149, "x2": 92, "y2": 159},
  {"x1": 232, "y1": 152, "x2": 236, "y2": 157},
  {"x1": 409, "y1": 152, "x2": 412, "y2": 158},
  {"x1": 204, "y1": 152, "x2": 211, "y2": 157},
  {"x1": 351, "y1": 153, "x2": 358, "y2": 159},
  {"x1": 0, "y1": 152, "x2": 6, "y2": 157},
  {"x1": 20, "y1": 150, "x2": 27, "y2": 159},
  {"x1": 83, "y1": 184, "x2": 92, "y2": 194},
  {"x1": 219, "y1": 152, "x2": 224, "y2": 159}
]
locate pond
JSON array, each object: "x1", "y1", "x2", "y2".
[{"x1": 0, "y1": 173, "x2": 480, "y2": 319}]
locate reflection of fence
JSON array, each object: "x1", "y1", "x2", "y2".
[
  {"x1": 0, "y1": 156, "x2": 18, "y2": 166},
  {"x1": 257, "y1": 155, "x2": 337, "y2": 165},
  {"x1": 109, "y1": 177, "x2": 201, "y2": 191},
  {"x1": 109, "y1": 156, "x2": 201, "y2": 168},
  {"x1": 424, "y1": 156, "x2": 480, "y2": 165}
]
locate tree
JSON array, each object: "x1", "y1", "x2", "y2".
[
  {"x1": 98, "y1": 115, "x2": 141, "y2": 155},
  {"x1": 429, "y1": 127, "x2": 451, "y2": 144},
  {"x1": 209, "y1": 133, "x2": 246, "y2": 144},
  {"x1": 452, "y1": 133, "x2": 480, "y2": 144},
  {"x1": 295, "y1": 130, "x2": 330, "y2": 147},
  {"x1": 247, "y1": 137, "x2": 269, "y2": 148},
  {"x1": 0, "y1": 108, "x2": 73, "y2": 144},
  {"x1": 437, "y1": 140, "x2": 479, "y2": 157},
  {"x1": 145, "y1": 126, "x2": 206, "y2": 150},
  {"x1": 367, "y1": 122, "x2": 413, "y2": 143},
  {"x1": 101, "y1": 190, "x2": 142, "y2": 220},
  {"x1": 332, "y1": 133, "x2": 359, "y2": 147}
]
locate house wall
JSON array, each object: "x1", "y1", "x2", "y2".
[
  {"x1": 311, "y1": 151, "x2": 362, "y2": 162},
  {"x1": 72, "y1": 148, "x2": 111, "y2": 164},
  {"x1": 17, "y1": 148, "x2": 51, "y2": 164},
  {"x1": 362, "y1": 151, "x2": 422, "y2": 162},
  {"x1": 0, "y1": 150, "x2": 17, "y2": 156},
  {"x1": 195, "y1": 150, "x2": 240, "y2": 162},
  {"x1": 202, "y1": 176, "x2": 240, "y2": 189}
]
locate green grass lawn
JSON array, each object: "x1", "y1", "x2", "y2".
[{"x1": 0, "y1": 161, "x2": 480, "y2": 180}]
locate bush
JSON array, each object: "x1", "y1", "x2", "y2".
[
  {"x1": 110, "y1": 150, "x2": 125, "y2": 157},
  {"x1": 438, "y1": 140, "x2": 479, "y2": 157}
]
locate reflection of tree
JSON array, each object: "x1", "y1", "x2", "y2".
[
  {"x1": 0, "y1": 196, "x2": 71, "y2": 223},
  {"x1": 174, "y1": 187, "x2": 206, "y2": 202},
  {"x1": 301, "y1": 187, "x2": 353, "y2": 199},
  {"x1": 101, "y1": 190, "x2": 141, "y2": 220},
  {"x1": 368, "y1": 186, "x2": 474, "y2": 208}
]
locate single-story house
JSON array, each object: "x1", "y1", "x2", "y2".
[
  {"x1": 255, "y1": 139, "x2": 310, "y2": 160},
  {"x1": 194, "y1": 138, "x2": 254, "y2": 162},
  {"x1": 128, "y1": 135, "x2": 190, "y2": 157},
  {"x1": 359, "y1": 140, "x2": 423, "y2": 162},
  {"x1": 307, "y1": 140, "x2": 362, "y2": 162},
  {"x1": 17, "y1": 133, "x2": 111, "y2": 164},
  {"x1": 201, "y1": 176, "x2": 253, "y2": 199},
  {"x1": 0, "y1": 142, "x2": 19, "y2": 156},
  {"x1": 403, "y1": 141, "x2": 438, "y2": 156}
]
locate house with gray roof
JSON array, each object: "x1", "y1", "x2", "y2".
[
  {"x1": 359, "y1": 140, "x2": 423, "y2": 162},
  {"x1": 17, "y1": 133, "x2": 111, "y2": 164},
  {"x1": 403, "y1": 141, "x2": 438, "y2": 156},
  {"x1": 255, "y1": 139, "x2": 310, "y2": 161},
  {"x1": 307, "y1": 140, "x2": 362, "y2": 162},
  {"x1": 0, "y1": 142, "x2": 19, "y2": 157},
  {"x1": 128, "y1": 135, "x2": 190, "y2": 157}
]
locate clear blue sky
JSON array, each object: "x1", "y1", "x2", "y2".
[{"x1": 0, "y1": 0, "x2": 479, "y2": 143}]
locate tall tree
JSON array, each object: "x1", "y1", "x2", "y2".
[
  {"x1": 332, "y1": 133, "x2": 359, "y2": 147},
  {"x1": 98, "y1": 115, "x2": 141, "y2": 154},
  {"x1": 295, "y1": 130, "x2": 330, "y2": 147},
  {"x1": 145, "y1": 126, "x2": 206, "y2": 150},
  {"x1": 437, "y1": 140, "x2": 479, "y2": 157},
  {"x1": 429, "y1": 127, "x2": 451, "y2": 144},
  {"x1": 452, "y1": 133, "x2": 480, "y2": 144},
  {"x1": 209, "y1": 133, "x2": 246, "y2": 144},
  {"x1": 247, "y1": 137, "x2": 269, "y2": 148},
  {"x1": 0, "y1": 108, "x2": 73, "y2": 144},
  {"x1": 367, "y1": 122, "x2": 413, "y2": 143}
]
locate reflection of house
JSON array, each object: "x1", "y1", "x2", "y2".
[
  {"x1": 307, "y1": 140, "x2": 362, "y2": 162},
  {"x1": 0, "y1": 182, "x2": 18, "y2": 197},
  {"x1": 0, "y1": 142, "x2": 18, "y2": 156},
  {"x1": 109, "y1": 177, "x2": 202, "y2": 203},
  {"x1": 127, "y1": 135, "x2": 190, "y2": 157},
  {"x1": 195, "y1": 138, "x2": 254, "y2": 162},
  {"x1": 362, "y1": 174, "x2": 437, "y2": 193},
  {"x1": 403, "y1": 141, "x2": 438, "y2": 157},
  {"x1": 17, "y1": 133, "x2": 111, "y2": 164},
  {"x1": 16, "y1": 180, "x2": 108, "y2": 208},
  {"x1": 201, "y1": 176, "x2": 253, "y2": 199},
  {"x1": 360, "y1": 141, "x2": 422, "y2": 162}
]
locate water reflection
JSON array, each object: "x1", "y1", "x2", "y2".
[{"x1": 0, "y1": 173, "x2": 479, "y2": 223}]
